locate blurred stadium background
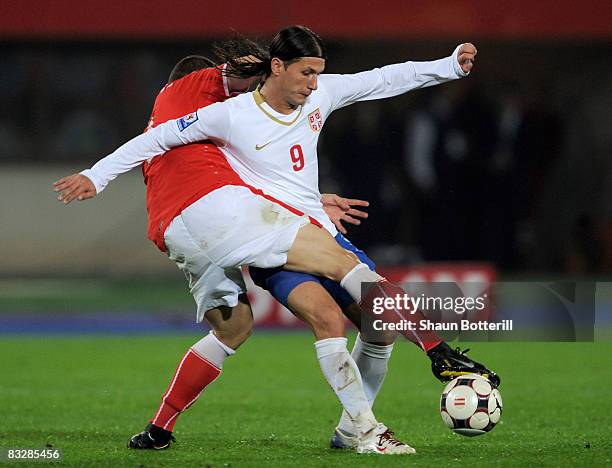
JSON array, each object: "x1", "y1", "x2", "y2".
[
  {"x1": 1, "y1": 2, "x2": 612, "y2": 465},
  {"x1": 1, "y1": 0, "x2": 611, "y2": 327}
]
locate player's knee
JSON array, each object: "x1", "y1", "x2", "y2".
[
  {"x1": 232, "y1": 326, "x2": 253, "y2": 349},
  {"x1": 214, "y1": 314, "x2": 253, "y2": 349},
  {"x1": 322, "y1": 252, "x2": 360, "y2": 283},
  {"x1": 241, "y1": 322, "x2": 254, "y2": 341},
  {"x1": 345, "y1": 303, "x2": 398, "y2": 345},
  {"x1": 359, "y1": 317, "x2": 398, "y2": 345},
  {"x1": 360, "y1": 330, "x2": 397, "y2": 347},
  {"x1": 216, "y1": 323, "x2": 252, "y2": 349},
  {"x1": 231, "y1": 314, "x2": 254, "y2": 349}
]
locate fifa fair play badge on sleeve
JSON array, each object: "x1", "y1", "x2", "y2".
[{"x1": 176, "y1": 112, "x2": 199, "y2": 131}]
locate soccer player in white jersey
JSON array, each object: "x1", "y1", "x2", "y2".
[{"x1": 55, "y1": 25, "x2": 499, "y2": 455}]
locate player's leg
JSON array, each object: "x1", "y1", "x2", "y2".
[
  {"x1": 286, "y1": 282, "x2": 413, "y2": 453},
  {"x1": 129, "y1": 214, "x2": 253, "y2": 450},
  {"x1": 129, "y1": 298, "x2": 253, "y2": 450},
  {"x1": 314, "y1": 256, "x2": 398, "y2": 448},
  {"x1": 285, "y1": 222, "x2": 360, "y2": 281},
  {"x1": 299, "y1": 232, "x2": 499, "y2": 447},
  {"x1": 286, "y1": 224, "x2": 500, "y2": 385},
  {"x1": 128, "y1": 296, "x2": 253, "y2": 450},
  {"x1": 181, "y1": 186, "x2": 498, "y2": 385},
  {"x1": 286, "y1": 224, "x2": 442, "y2": 349},
  {"x1": 286, "y1": 281, "x2": 381, "y2": 437},
  {"x1": 249, "y1": 266, "x2": 413, "y2": 452},
  {"x1": 330, "y1": 302, "x2": 397, "y2": 448},
  {"x1": 250, "y1": 266, "x2": 346, "y2": 339},
  {"x1": 287, "y1": 282, "x2": 345, "y2": 339},
  {"x1": 250, "y1": 266, "x2": 378, "y2": 435},
  {"x1": 147, "y1": 297, "x2": 253, "y2": 434},
  {"x1": 290, "y1": 234, "x2": 399, "y2": 446},
  {"x1": 177, "y1": 188, "x2": 414, "y2": 452}
]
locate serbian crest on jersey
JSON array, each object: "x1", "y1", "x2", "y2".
[{"x1": 308, "y1": 108, "x2": 323, "y2": 132}]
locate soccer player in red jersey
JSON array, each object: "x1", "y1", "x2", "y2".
[
  {"x1": 139, "y1": 54, "x2": 404, "y2": 451},
  {"x1": 138, "y1": 54, "x2": 394, "y2": 451}
]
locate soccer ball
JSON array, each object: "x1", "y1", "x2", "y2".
[{"x1": 440, "y1": 374, "x2": 502, "y2": 436}]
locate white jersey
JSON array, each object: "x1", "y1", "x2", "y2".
[{"x1": 82, "y1": 45, "x2": 468, "y2": 234}]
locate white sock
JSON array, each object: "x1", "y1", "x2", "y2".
[
  {"x1": 314, "y1": 337, "x2": 377, "y2": 435},
  {"x1": 339, "y1": 264, "x2": 385, "y2": 303},
  {"x1": 337, "y1": 334, "x2": 394, "y2": 435},
  {"x1": 190, "y1": 331, "x2": 235, "y2": 369}
]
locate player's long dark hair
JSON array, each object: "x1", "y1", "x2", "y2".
[
  {"x1": 213, "y1": 35, "x2": 270, "y2": 79},
  {"x1": 215, "y1": 26, "x2": 327, "y2": 79}
]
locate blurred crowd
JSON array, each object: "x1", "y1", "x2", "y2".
[{"x1": 2, "y1": 40, "x2": 611, "y2": 274}]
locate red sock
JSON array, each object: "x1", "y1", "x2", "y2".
[
  {"x1": 360, "y1": 280, "x2": 442, "y2": 352},
  {"x1": 151, "y1": 349, "x2": 221, "y2": 431}
]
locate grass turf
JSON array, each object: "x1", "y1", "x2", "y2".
[{"x1": 1, "y1": 334, "x2": 610, "y2": 467}]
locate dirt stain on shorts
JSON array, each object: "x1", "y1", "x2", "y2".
[{"x1": 261, "y1": 203, "x2": 280, "y2": 224}]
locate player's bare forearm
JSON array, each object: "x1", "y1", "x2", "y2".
[
  {"x1": 53, "y1": 174, "x2": 97, "y2": 204},
  {"x1": 321, "y1": 193, "x2": 369, "y2": 234}
]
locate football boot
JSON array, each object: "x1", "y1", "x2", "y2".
[
  {"x1": 427, "y1": 342, "x2": 501, "y2": 387},
  {"x1": 128, "y1": 423, "x2": 175, "y2": 450}
]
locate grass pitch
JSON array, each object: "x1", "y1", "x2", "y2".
[{"x1": 1, "y1": 334, "x2": 610, "y2": 467}]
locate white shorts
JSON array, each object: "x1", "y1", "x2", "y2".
[{"x1": 163, "y1": 185, "x2": 309, "y2": 321}]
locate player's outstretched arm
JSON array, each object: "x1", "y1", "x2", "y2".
[
  {"x1": 321, "y1": 193, "x2": 369, "y2": 234},
  {"x1": 63, "y1": 102, "x2": 230, "y2": 196},
  {"x1": 53, "y1": 173, "x2": 97, "y2": 204},
  {"x1": 321, "y1": 43, "x2": 477, "y2": 111}
]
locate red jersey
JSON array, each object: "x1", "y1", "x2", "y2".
[{"x1": 142, "y1": 67, "x2": 246, "y2": 251}]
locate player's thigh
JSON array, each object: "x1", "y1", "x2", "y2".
[
  {"x1": 287, "y1": 281, "x2": 345, "y2": 340},
  {"x1": 249, "y1": 266, "x2": 345, "y2": 338},
  {"x1": 164, "y1": 216, "x2": 248, "y2": 323},
  {"x1": 180, "y1": 185, "x2": 308, "y2": 269},
  {"x1": 314, "y1": 232, "x2": 375, "y2": 320},
  {"x1": 286, "y1": 223, "x2": 360, "y2": 282},
  {"x1": 334, "y1": 233, "x2": 376, "y2": 271},
  {"x1": 318, "y1": 233, "x2": 376, "y2": 298},
  {"x1": 203, "y1": 295, "x2": 253, "y2": 350},
  {"x1": 249, "y1": 266, "x2": 323, "y2": 308}
]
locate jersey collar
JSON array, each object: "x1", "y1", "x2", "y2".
[{"x1": 253, "y1": 86, "x2": 303, "y2": 126}]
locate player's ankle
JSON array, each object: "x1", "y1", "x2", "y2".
[
  {"x1": 352, "y1": 411, "x2": 378, "y2": 437},
  {"x1": 147, "y1": 422, "x2": 173, "y2": 441},
  {"x1": 337, "y1": 410, "x2": 356, "y2": 436},
  {"x1": 426, "y1": 341, "x2": 450, "y2": 356}
]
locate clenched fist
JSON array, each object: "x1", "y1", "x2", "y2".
[{"x1": 457, "y1": 43, "x2": 477, "y2": 74}]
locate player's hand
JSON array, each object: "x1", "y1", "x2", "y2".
[
  {"x1": 457, "y1": 43, "x2": 477, "y2": 74},
  {"x1": 321, "y1": 193, "x2": 369, "y2": 235},
  {"x1": 53, "y1": 174, "x2": 97, "y2": 204}
]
